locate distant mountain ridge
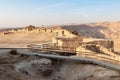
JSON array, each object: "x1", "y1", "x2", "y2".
[
  {"x1": 58, "y1": 21, "x2": 120, "y2": 39},
  {"x1": 1, "y1": 21, "x2": 120, "y2": 39}
]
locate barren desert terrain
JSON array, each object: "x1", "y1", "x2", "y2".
[{"x1": 1, "y1": 22, "x2": 120, "y2": 80}]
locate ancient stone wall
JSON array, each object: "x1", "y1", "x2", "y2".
[
  {"x1": 51, "y1": 29, "x2": 76, "y2": 38},
  {"x1": 52, "y1": 37, "x2": 83, "y2": 51},
  {"x1": 87, "y1": 40, "x2": 114, "y2": 52}
]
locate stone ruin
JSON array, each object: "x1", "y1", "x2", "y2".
[
  {"x1": 52, "y1": 36, "x2": 83, "y2": 51},
  {"x1": 24, "y1": 25, "x2": 36, "y2": 31},
  {"x1": 52, "y1": 36, "x2": 114, "y2": 54}
]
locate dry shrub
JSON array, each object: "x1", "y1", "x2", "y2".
[{"x1": 9, "y1": 50, "x2": 18, "y2": 55}]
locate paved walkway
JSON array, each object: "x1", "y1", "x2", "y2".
[
  {"x1": 1, "y1": 48, "x2": 120, "y2": 72},
  {"x1": 20, "y1": 51, "x2": 120, "y2": 72}
]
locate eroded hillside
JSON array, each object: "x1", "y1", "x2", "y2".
[
  {"x1": 58, "y1": 21, "x2": 120, "y2": 51},
  {"x1": 59, "y1": 21, "x2": 120, "y2": 39},
  {"x1": 1, "y1": 22, "x2": 120, "y2": 51}
]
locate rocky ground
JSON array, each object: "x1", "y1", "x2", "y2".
[
  {"x1": 0, "y1": 50, "x2": 120, "y2": 80},
  {"x1": 1, "y1": 22, "x2": 120, "y2": 80}
]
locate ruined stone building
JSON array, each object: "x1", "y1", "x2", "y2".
[
  {"x1": 49, "y1": 26, "x2": 77, "y2": 38},
  {"x1": 82, "y1": 38, "x2": 114, "y2": 52},
  {"x1": 52, "y1": 35, "x2": 114, "y2": 54},
  {"x1": 52, "y1": 36, "x2": 83, "y2": 51},
  {"x1": 24, "y1": 25, "x2": 36, "y2": 31}
]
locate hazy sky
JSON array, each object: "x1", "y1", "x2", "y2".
[{"x1": 0, "y1": 0, "x2": 120, "y2": 27}]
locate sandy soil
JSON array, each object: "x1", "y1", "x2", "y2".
[
  {"x1": 0, "y1": 31, "x2": 55, "y2": 48},
  {"x1": 114, "y1": 38, "x2": 120, "y2": 52},
  {"x1": 0, "y1": 28, "x2": 120, "y2": 80}
]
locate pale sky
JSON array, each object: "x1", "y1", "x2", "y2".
[{"x1": 0, "y1": 0, "x2": 120, "y2": 27}]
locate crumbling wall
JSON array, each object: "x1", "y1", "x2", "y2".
[
  {"x1": 24, "y1": 25, "x2": 35, "y2": 31},
  {"x1": 87, "y1": 40, "x2": 114, "y2": 52},
  {"x1": 3, "y1": 32, "x2": 14, "y2": 35},
  {"x1": 52, "y1": 37, "x2": 83, "y2": 51},
  {"x1": 52, "y1": 29, "x2": 76, "y2": 38},
  {"x1": 84, "y1": 44, "x2": 101, "y2": 53}
]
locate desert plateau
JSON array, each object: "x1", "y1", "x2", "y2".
[
  {"x1": 1, "y1": 0, "x2": 120, "y2": 80},
  {"x1": 1, "y1": 22, "x2": 120, "y2": 80}
]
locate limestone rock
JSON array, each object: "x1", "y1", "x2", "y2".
[{"x1": 15, "y1": 58, "x2": 53, "y2": 77}]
